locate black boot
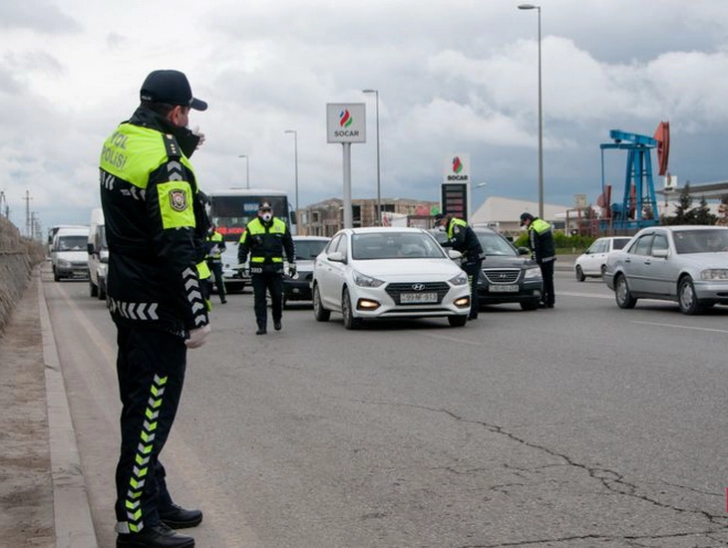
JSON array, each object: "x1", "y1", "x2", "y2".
[
  {"x1": 159, "y1": 503, "x2": 203, "y2": 529},
  {"x1": 117, "y1": 523, "x2": 194, "y2": 548}
]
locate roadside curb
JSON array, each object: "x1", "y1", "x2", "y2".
[{"x1": 38, "y1": 272, "x2": 98, "y2": 548}]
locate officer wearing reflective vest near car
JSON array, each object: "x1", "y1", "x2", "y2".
[
  {"x1": 205, "y1": 222, "x2": 227, "y2": 304},
  {"x1": 434, "y1": 213, "x2": 484, "y2": 320},
  {"x1": 238, "y1": 201, "x2": 296, "y2": 334},
  {"x1": 520, "y1": 212, "x2": 556, "y2": 308},
  {"x1": 99, "y1": 69, "x2": 210, "y2": 548}
]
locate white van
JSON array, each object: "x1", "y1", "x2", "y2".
[
  {"x1": 87, "y1": 208, "x2": 109, "y2": 299},
  {"x1": 51, "y1": 226, "x2": 89, "y2": 281}
]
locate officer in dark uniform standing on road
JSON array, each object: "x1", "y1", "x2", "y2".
[
  {"x1": 238, "y1": 201, "x2": 296, "y2": 334},
  {"x1": 434, "y1": 212, "x2": 484, "y2": 320},
  {"x1": 520, "y1": 212, "x2": 556, "y2": 308},
  {"x1": 205, "y1": 223, "x2": 227, "y2": 304},
  {"x1": 100, "y1": 69, "x2": 210, "y2": 548}
]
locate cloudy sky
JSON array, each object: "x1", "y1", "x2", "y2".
[{"x1": 2, "y1": 0, "x2": 728, "y2": 234}]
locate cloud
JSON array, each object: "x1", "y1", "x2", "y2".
[{"x1": 0, "y1": 1, "x2": 81, "y2": 33}]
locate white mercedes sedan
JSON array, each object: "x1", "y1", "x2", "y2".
[
  {"x1": 604, "y1": 225, "x2": 728, "y2": 314},
  {"x1": 312, "y1": 227, "x2": 471, "y2": 329}
]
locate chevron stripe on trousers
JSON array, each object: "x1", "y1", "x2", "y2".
[{"x1": 114, "y1": 326, "x2": 187, "y2": 531}]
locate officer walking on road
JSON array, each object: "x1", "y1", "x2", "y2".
[
  {"x1": 238, "y1": 201, "x2": 296, "y2": 335},
  {"x1": 435, "y1": 212, "x2": 484, "y2": 320},
  {"x1": 205, "y1": 223, "x2": 227, "y2": 304},
  {"x1": 520, "y1": 212, "x2": 556, "y2": 308},
  {"x1": 100, "y1": 69, "x2": 210, "y2": 548}
]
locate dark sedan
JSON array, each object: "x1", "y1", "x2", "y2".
[{"x1": 433, "y1": 226, "x2": 543, "y2": 311}]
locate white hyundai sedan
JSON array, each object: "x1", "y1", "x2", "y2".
[{"x1": 312, "y1": 227, "x2": 471, "y2": 329}]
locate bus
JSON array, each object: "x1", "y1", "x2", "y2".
[{"x1": 206, "y1": 188, "x2": 296, "y2": 292}]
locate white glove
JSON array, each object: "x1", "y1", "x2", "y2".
[
  {"x1": 287, "y1": 262, "x2": 297, "y2": 277},
  {"x1": 186, "y1": 324, "x2": 211, "y2": 349}
]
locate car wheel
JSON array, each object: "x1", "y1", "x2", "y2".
[
  {"x1": 615, "y1": 274, "x2": 637, "y2": 309},
  {"x1": 98, "y1": 280, "x2": 106, "y2": 300},
  {"x1": 312, "y1": 283, "x2": 330, "y2": 322},
  {"x1": 448, "y1": 315, "x2": 468, "y2": 327},
  {"x1": 678, "y1": 276, "x2": 704, "y2": 315},
  {"x1": 575, "y1": 265, "x2": 586, "y2": 282},
  {"x1": 520, "y1": 299, "x2": 539, "y2": 311},
  {"x1": 90, "y1": 279, "x2": 98, "y2": 297},
  {"x1": 53, "y1": 267, "x2": 60, "y2": 282},
  {"x1": 342, "y1": 287, "x2": 362, "y2": 330}
]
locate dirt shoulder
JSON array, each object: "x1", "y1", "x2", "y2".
[{"x1": 0, "y1": 269, "x2": 54, "y2": 547}]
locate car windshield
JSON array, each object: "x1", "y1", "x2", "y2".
[
  {"x1": 352, "y1": 232, "x2": 446, "y2": 260},
  {"x1": 476, "y1": 232, "x2": 518, "y2": 257},
  {"x1": 295, "y1": 240, "x2": 328, "y2": 260},
  {"x1": 57, "y1": 235, "x2": 87, "y2": 251},
  {"x1": 673, "y1": 229, "x2": 728, "y2": 254}
]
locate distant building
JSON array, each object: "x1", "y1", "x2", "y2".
[
  {"x1": 470, "y1": 197, "x2": 571, "y2": 236},
  {"x1": 297, "y1": 197, "x2": 439, "y2": 236}
]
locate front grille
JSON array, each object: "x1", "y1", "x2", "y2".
[
  {"x1": 483, "y1": 269, "x2": 521, "y2": 284},
  {"x1": 385, "y1": 282, "x2": 450, "y2": 304}
]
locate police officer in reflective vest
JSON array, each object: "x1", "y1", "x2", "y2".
[
  {"x1": 238, "y1": 201, "x2": 296, "y2": 334},
  {"x1": 520, "y1": 212, "x2": 556, "y2": 308},
  {"x1": 435, "y1": 213, "x2": 484, "y2": 320},
  {"x1": 205, "y1": 223, "x2": 227, "y2": 304},
  {"x1": 100, "y1": 69, "x2": 210, "y2": 548}
]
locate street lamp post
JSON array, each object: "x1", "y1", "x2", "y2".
[
  {"x1": 284, "y1": 130, "x2": 299, "y2": 220},
  {"x1": 238, "y1": 154, "x2": 250, "y2": 189},
  {"x1": 362, "y1": 89, "x2": 381, "y2": 225},
  {"x1": 518, "y1": 4, "x2": 543, "y2": 219}
]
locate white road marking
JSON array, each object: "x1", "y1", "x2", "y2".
[{"x1": 631, "y1": 320, "x2": 728, "y2": 334}]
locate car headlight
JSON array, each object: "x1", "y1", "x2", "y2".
[
  {"x1": 701, "y1": 269, "x2": 728, "y2": 280},
  {"x1": 352, "y1": 270, "x2": 385, "y2": 288},
  {"x1": 58, "y1": 259, "x2": 71, "y2": 268},
  {"x1": 448, "y1": 272, "x2": 469, "y2": 286},
  {"x1": 523, "y1": 266, "x2": 542, "y2": 280}
]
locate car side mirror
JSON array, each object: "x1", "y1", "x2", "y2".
[
  {"x1": 652, "y1": 248, "x2": 668, "y2": 258},
  {"x1": 327, "y1": 251, "x2": 346, "y2": 263},
  {"x1": 447, "y1": 249, "x2": 462, "y2": 260},
  {"x1": 518, "y1": 247, "x2": 530, "y2": 255},
  {"x1": 87, "y1": 242, "x2": 95, "y2": 254}
]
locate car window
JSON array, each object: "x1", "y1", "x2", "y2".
[
  {"x1": 336, "y1": 234, "x2": 348, "y2": 257},
  {"x1": 352, "y1": 232, "x2": 445, "y2": 260},
  {"x1": 589, "y1": 239, "x2": 607, "y2": 254},
  {"x1": 673, "y1": 229, "x2": 728, "y2": 253},
  {"x1": 631, "y1": 235, "x2": 653, "y2": 256},
  {"x1": 295, "y1": 239, "x2": 329, "y2": 260},
  {"x1": 57, "y1": 235, "x2": 87, "y2": 251},
  {"x1": 326, "y1": 234, "x2": 342, "y2": 255},
  {"x1": 476, "y1": 232, "x2": 518, "y2": 256},
  {"x1": 652, "y1": 234, "x2": 668, "y2": 254},
  {"x1": 612, "y1": 238, "x2": 630, "y2": 250}
]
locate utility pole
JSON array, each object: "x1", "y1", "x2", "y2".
[{"x1": 22, "y1": 190, "x2": 32, "y2": 237}]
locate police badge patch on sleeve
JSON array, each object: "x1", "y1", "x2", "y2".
[{"x1": 169, "y1": 189, "x2": 188, "y2": 212}]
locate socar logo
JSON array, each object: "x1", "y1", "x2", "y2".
[
  {"x1": 339, "y1": 109, "x2": 353, "y2": 128},
  {"x1": 452, "y1": 156, "x2": 463, "y2": 174}
]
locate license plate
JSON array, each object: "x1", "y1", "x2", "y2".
[
  {"x1": 489, "y1": 284, "x2": 519, "y2": 293},
  {"x1": 400, "y1": 292, "x2": 438, "y2": 304}
]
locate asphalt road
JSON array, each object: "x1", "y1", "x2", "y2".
[{"x1": 43, "y1": 268, "x2": 728, "y2": 547}]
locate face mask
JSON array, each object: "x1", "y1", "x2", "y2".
[{"x1": 261, "y1": 212, "x2": 272, "y2": 222}]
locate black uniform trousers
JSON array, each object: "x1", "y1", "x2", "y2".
[
  {"x1": 462, "y1": 259, "x2": 483, "y2": 319},
  {"x1": 539, "y1": 259, "x2": 555, "y2": 306},
  {"x1": 206, "y1": 259, "x2": 226, "y2": 302},
  {"x1": 114, "y1": 325, "x2": 186, "y2": 531},
  {"x1": 252, "y1": 271, "x2": 283, "y2": 330}
]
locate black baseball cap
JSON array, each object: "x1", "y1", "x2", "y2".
[
  {"x1": 519, "y1": 212, "x2": 534, "y2": 226},
  {"x1": 258, "y1": 201, "x2": 272, "y2": 211},
  {"x1": 140, "y1": 70, "x2": 208, "y2": 111},
  {"x1": 434, "y1": 213, "x2": 447, "y2": 223}
]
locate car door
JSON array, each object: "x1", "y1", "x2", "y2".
[
  {"x1": 582, "y1": 238, "x2": 607, "y2": 275},
  {"x1": 644, "y1": 231, "x2": 673, "y2": 296},
  {"x1": 317, "y1": 233, "x2": 348, "y2": 310},
  {"x1": 314, "y1": 234, "x2": 340, "y2": 306},
  {"x1": 623, "y1": 233, "x2": 654, "y2": 293}
]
